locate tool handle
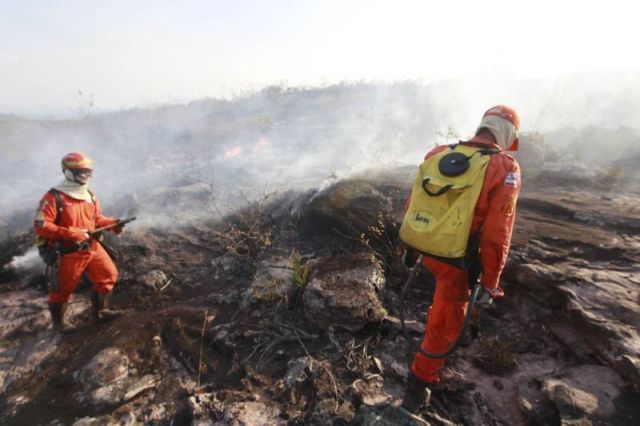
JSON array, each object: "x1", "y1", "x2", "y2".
[{"x1": 91, "y1": 216, "x2": 137, "y2": 236}]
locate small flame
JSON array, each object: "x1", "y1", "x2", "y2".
[
  {"x1": 254, "y1": 137, "x2": 270, "y2": 153},
  {"x1": 224, "y1": 146, "x2": 242, "y2": 159}
]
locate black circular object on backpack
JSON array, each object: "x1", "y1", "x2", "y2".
[{"x1": 439, "y1": 152, "x2": 470, "y2": 177}]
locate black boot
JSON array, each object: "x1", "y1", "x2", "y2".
[
  {"x1": 92, "y1": 291, "x2": 124, "y2": 321},
  {"x1": 400, "y1": 374, "x2": 431, "y2": 413},
  {"x1": 48, "y1": 302, "x2": 77, "y2": 333}
]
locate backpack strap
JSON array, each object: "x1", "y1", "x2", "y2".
[
  {"x1": 47, "y1": 188, "x2": 64, "y2": 226},
  {"x1": 88, "y1": 189, "x2": 98, "y2": 221}
]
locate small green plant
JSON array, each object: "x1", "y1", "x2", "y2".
[{"x1": 291, "y1": 249, "x2": 309, "y2": 288}]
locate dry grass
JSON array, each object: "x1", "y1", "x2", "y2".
[
  {"x1": 211, "y1": 197, "x2": 274, "y2": 259},
  {"x1": 473, "y1": 336, "x2": 518, "y2": 375},
  {"x1": 343, "y1": 336, "x2": 381, "y2": 377}
]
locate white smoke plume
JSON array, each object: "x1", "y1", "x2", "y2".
[
  {"x1": 5, "y1": 246, "x2": 44, "y2": 279},
  {"x1": 1, "y1": 74, "x2": 639, "y2": 238}
]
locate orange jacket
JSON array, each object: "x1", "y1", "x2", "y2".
[
  {"x1": 421, "y1": 136, "x2": 521, "y2": 292},
  {"x1": 34, "y1": 190, "x2": 118, "y2": 248}
]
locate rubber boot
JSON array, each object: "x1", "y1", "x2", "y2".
[
  {"x1": 92, "y1": 291, "x2": 124, "y2": 321},
  {"x1": 48, "y1": 302, "x2": 77, "y2": 333},
  {"x1": 400, "y1": 374, "x2": 432, "y2": 414}
]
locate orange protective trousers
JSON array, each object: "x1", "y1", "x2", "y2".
[
  {"x1": 49, "y1": 242, "x2": 118, "y2": 303},
  {"x1": 410, "y1": 257, "x2": 469, "y2": 383}
]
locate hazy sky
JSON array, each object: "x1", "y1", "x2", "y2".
[{"x1": 1, "y1": 0, "x2": 638, "y2": 113}]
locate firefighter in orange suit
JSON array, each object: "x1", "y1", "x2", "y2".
[
  {"x1": 34, "y1": 152, "x2": 125, "y2": 333},
  {"x1": 401, "y1": 106, "x2": 522, "y2": 412}
]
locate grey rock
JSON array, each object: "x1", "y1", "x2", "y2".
[
  {"x1": 508, "y1": 258, "x2": 640, "y2": 389},
  {"x1": 75, "y1": 347, "x2": 130, "y2": 394},
  {"x1": 303, "y1": 253, "x2": 387, "y2": 332},
  {"x1": 518, "y1": 380, "x2": 559, "y2": 426},
  {"x1": 74, "y1": 347, "x2": 158, "y2": 407},
  {"x1": 542, "y1": 365, "x2": 624, "y2": 421},
  {"x1": 90, "y1": 374, "x2": 159, "y2": 407},
  {"x1": 242, "y1": 252, "x2": 296, "y2": 307},
  {"x1": 137, "y1": 270, "x2": 168, "y2": 292}
]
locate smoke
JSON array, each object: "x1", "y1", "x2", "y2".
[
  {"x1": 4, "y1": 246, "x2": 44, "y2": 279},
  {"x1": 1, "y1": 73, "x2": 639, "y2": 238}
]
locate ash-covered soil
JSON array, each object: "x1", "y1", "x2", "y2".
[{"x1": 0, "y1": 167, "x2": 639, "y2": 426}]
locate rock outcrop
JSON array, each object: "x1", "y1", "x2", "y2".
[{"x1": 303, "y1": 253, "x2": 387, "y2": 332}]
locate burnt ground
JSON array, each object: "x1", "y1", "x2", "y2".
[{"x1": 0, "y1": 169, "x2": 639, "y2": 425}]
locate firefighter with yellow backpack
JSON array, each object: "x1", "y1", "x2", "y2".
[{"x1": 399, "y1": 106, "x2": 522, "y2": 412}]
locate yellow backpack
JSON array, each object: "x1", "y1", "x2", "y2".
[{"x1": 399, "y1": 143, "x2": 499, "y2": 266}]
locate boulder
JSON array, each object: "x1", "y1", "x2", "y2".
[
  {"x1": 303, "y1": 253, "x2": 386, "y2": 332},
  {"x1": 304, "y1": 179, "x2": 393, "y2": 236},
  {"x1": 540, "y1": 364, "x2": 636, "y2": 425},
  {"x1": 242, "y1": 251, "x2": 296, "y2": 307},
  {"x1": 507, "y1": 259, "x2": 640, "y2": 388},
  {"x1": 74, "y1": 347, "x2": 159, "y2": 407},
  {"x1": 75, "y1": 347, "x2": 130, "y2": 392}
]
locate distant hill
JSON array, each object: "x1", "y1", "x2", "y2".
[{"x1": 1, "y1": 80, "x2": 640, "y2": 233}]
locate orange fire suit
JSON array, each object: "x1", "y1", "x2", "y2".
[
  {"x1": 34, "y1": 190, "x2": 119, "y2": 304},
  {"x1": 410, "y1": 136, "x2": 521, "y2": 383}
]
